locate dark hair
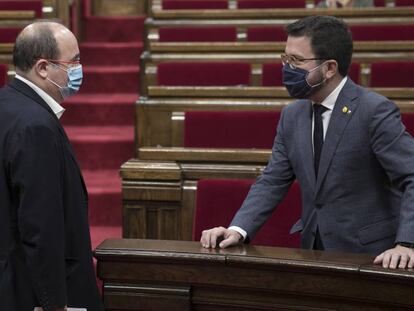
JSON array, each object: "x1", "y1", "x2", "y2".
[
  {"x1": 13, "y1": 23, "x2": 59, "y2": 72},
  {"x1": 286, "y1": 16, "x2": 353, "y2": 77}
]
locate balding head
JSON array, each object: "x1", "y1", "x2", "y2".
[{"x1": 13, "y1": 22, "x2": 71, "y2": 73}]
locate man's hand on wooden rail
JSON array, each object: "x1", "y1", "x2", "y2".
[{"x1": 200, "y1": 227, "x2": 242, "y2": 248}]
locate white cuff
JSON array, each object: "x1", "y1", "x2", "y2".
[{"x1": 228, "y1": 226, "x2": 247, "y2": 241}]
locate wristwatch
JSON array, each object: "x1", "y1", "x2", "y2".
[{"x1": 396, "y1": 242, "x2": 414, "y2": 248}]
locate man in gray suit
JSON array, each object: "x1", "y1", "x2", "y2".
[{"x1": 200, "y1": 16, "x2": 414, "y2": 269}]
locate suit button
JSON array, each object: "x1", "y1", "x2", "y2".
[{"x1": 315, "y1": 204, "x2": 323, "y2": 209}]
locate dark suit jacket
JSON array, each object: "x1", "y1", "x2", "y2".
[
  {"x1": 231, "y1": 79, "x2": 414, "y2": 254},
  {"x1": 0, "y1": 79, "x2": 103, "y2": 310}
]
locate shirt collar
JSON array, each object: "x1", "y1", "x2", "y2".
[
  {"x1": 319, "y1": 76, "x2": 348, "y2": 111},
  {"x1": 15, "y1": 74, "x2": 65, "y2": 119}
]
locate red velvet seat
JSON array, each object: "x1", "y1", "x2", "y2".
[
  {"x1": 159, "y1": 26, "x2": 237, "y2": 42},
  {"x1": 370, "y1": 62, "x2": 414, "y2": 87},
  {"x1": 373, "y1": 0, "x2": 386, "y2": 6},
  {"x1": 238, "y1": 0, "x2": 306, "y2": 8},
  {"x1": 184, "y1": 110, "x2": 280, "y2": 148},
  {"x1": 0, "y1": 64, "x2": 8, "y2": 87},
  {"x1": 350, "y1": 24, "x2": 414, "y2": 41},
  {"x1": 162, "y1": 0, "x2": 228, "y2": 9},
  {"x1": 261, "y1": 62, "x2": 360, "y2": 86},
  {"x1": 0, "y1": 27, "x2": 21, "y2": 43},
  {"x1": 395, "y1": 0, "x2": 414, "y2": 6},
  {"x1": 193, "y1": 179, "x2": 301, "y2": 248},
  {"x1": 401, "y1": 113, "x2": 414, "y2": 137},
  {"x1": 0, "y1": 1, "x2": 43, "y2": 17},
  {"x1": 262, "y1": 63, "x2": 283, "y2": 86},
  {"x1": 157, "y1": 62, "x2": 251, "y2": 86},
  {"x1": 247, "y1": 26, "x2": 287, "y2": 42}
]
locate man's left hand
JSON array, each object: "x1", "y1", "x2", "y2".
[{"x1": 374, "y1": 244, "x2": 414, "y2": 269}]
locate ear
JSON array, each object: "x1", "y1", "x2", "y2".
[
  {"x1": 325, "y1": 60, "x2": 338, "y2": 79},
  {"x1": 33, "y1": 59, "x2": 49, "y2": 79}
]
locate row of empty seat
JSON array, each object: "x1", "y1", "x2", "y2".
[
  {"x1": 151, "y1": 23, "x2": 414, "y2": 42},
  {"x1": 153, "y1": 61, "x2": 414, "y2": 88},
  {"x1": 122, "y1": 2, "x2": 414, "y2": 247},
  {"x1": 158, "y1": 0, "x2": 414, "y2": 9}
]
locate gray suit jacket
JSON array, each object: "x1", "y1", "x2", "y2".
[{"x1": 231, "y1": 79, "x2": 414, "y2": 254}]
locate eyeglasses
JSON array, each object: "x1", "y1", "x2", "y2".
[
  {"x1": 41, "y1": 58, "x2": 81, "y2": 69},
  {"x1": 281, "y1": 53, "x2": 328, "y2": 69}
]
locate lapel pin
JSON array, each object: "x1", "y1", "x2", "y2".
[{"x1": 342, "y1": 106, "x2": 348, "y2": 113}]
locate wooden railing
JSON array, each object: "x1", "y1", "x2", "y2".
[{"x1": 95, "y1": 238, "x2": 414, "y2": 311}]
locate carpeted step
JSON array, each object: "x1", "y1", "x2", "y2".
[
  {"x1": 90, "y1": 226, "x2": 122, "y2": 250},
  {"x1": 65, "y1": 125, "x2": 135, "y2": 170},
  {"x1": 80, "y1": 65, "x2": 140, "y2": 94},
  {"x1": 84, "y1": 169, "x2": 123, "y2": 227},
  {"x1": 83, "y1": 16, "x2": 145, "y2": 43},
  {"x1": 61, "y1": 93, "x2": 137, "y2": 126},
  {"x1": 80, "y1": 42, "x2": 143, "y2": 66}
]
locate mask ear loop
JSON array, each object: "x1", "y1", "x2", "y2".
[{"x1": 305, "y1": 61, "x2": 327, "y2": 88}]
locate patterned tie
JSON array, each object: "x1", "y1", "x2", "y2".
[{"x1": 313, "y1": 104, "x2": 328, "y2": 178}]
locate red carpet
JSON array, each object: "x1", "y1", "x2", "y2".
[{"x1": 62, "y1": 14, "x2": 145, "y2": 250}]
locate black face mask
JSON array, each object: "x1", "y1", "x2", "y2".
[{"x1": 282, "y1": 63, "x2": 326, "y2": 99}]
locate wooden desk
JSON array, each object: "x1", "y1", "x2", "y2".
[{"x1": 95, "y1": 239, "x2": 414, "y2": 311}]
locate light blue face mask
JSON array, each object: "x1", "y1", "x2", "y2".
[{"x1": 47, "y1": 63, "x2": 83, "y2": 99}]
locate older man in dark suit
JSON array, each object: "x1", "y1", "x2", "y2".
[
  {"x1": 201, "y1": 16, "x2": 414, "y2": 270},
  {"x1": 0, "y1": 22, "x2": 103, "y2": 310}
]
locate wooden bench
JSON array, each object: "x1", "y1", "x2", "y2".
[
  {"x1": 140, "y1": 52, "x2": 414, "y2": 95},
  {"x1": 149, "y1": 6, "x2": 414, "y2": 20},
  {"x1": 121, "y1": 159, "x2": 267, "y2": 240},
  {"x1": 145, "y1": 18, "x2": 414, "y2": 53},
  {"x1": 136, "y1": 90, "x2": 414, "y2": 148}
]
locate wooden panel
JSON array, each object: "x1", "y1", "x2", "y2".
[
  {"x1": 123, "y1": 203, "x2": 181, "y2": 239},
  {"x1": 93, "y1": 0, "x2": 146, "y2": 16},
  {"x1": 181, "y1": 180, "x2": 197, "y2": 240},
  {"x1": 95, "y1": 239, "x2": 414, "y2": 311},
  {"x1": 104, "y1": 283, "x2": 191, "y2": 311},
  {"x1": 138, "y1": 147, "x2": 272, "y2": 163}
]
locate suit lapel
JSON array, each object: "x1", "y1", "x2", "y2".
[
  {"x1": 9, "y1": 79, "x2": 88, "y2": 198},
  {"x1": 297, "y1": 99, "x2": 317, "y2": 190},
  {"x1": 315, "y1": 79, "x2": 360, "y2": 195}
]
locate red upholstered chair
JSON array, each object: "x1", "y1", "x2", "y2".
[
  {"x1": 395, "y1": 0, "x2": 414, "y2": 6},
  {"x1": 238, "y1": 0, "x2": 306, "y2": 8},
  {"x1": 0, "y1": 1, "x2": 43, "y2": 18},
  {"x1": 157, "y1": 62, "x2": 251, "y2": 86},
  {"x1": 370, "y1": 62, "x2": 414, "y2": 87},
  {"x1": 262, "y1": 62, "x2": 360, "y2": 86},
  {"x1": 246, "y1": 26, "x2": 287, "y2": 42},
  {"x1": 373, "y1": 0, "x2": 385, "y2": 6},
  {"x1": 184, "y1": 110, "x2": 280, "y2": 148},
  {"x1": 162, "y1": 0, "x2": 228, "y2": 9},
  {"x1": 348, "y1": 62, "x2": 360, "y2": 84},
  {"x1": 193, "y1": 179, "x2": 301, "y2": 248},
  {"x1": 401, "y1": 113, "x2": 414, "y2": 137},
  {"x1": 262, "y1": 63, "x2": 283, "y2": 86},
  {"x1": 0, "y1": 64, "x2": 8, "y2": 87},
  {"x1": 159, "y1": 26, "x2": 237, "y2": 42},
  {"x1": 350, "y1": 24, "x2": 414, "y2": 41},
  {"x1": 0, "y1": 28, "x2": 21, "y2": 43}
]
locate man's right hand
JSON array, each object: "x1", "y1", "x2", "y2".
[{"x1": 200, "y1": 226, "x2": 242, "y2": 248}]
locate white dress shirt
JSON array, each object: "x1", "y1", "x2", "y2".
[
  {"x1": 15, "y1": 74, "x2": 65, "y2": 119},
  {"x1": 229, "y1": 76, "x2": 348, "y2": 241}
]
